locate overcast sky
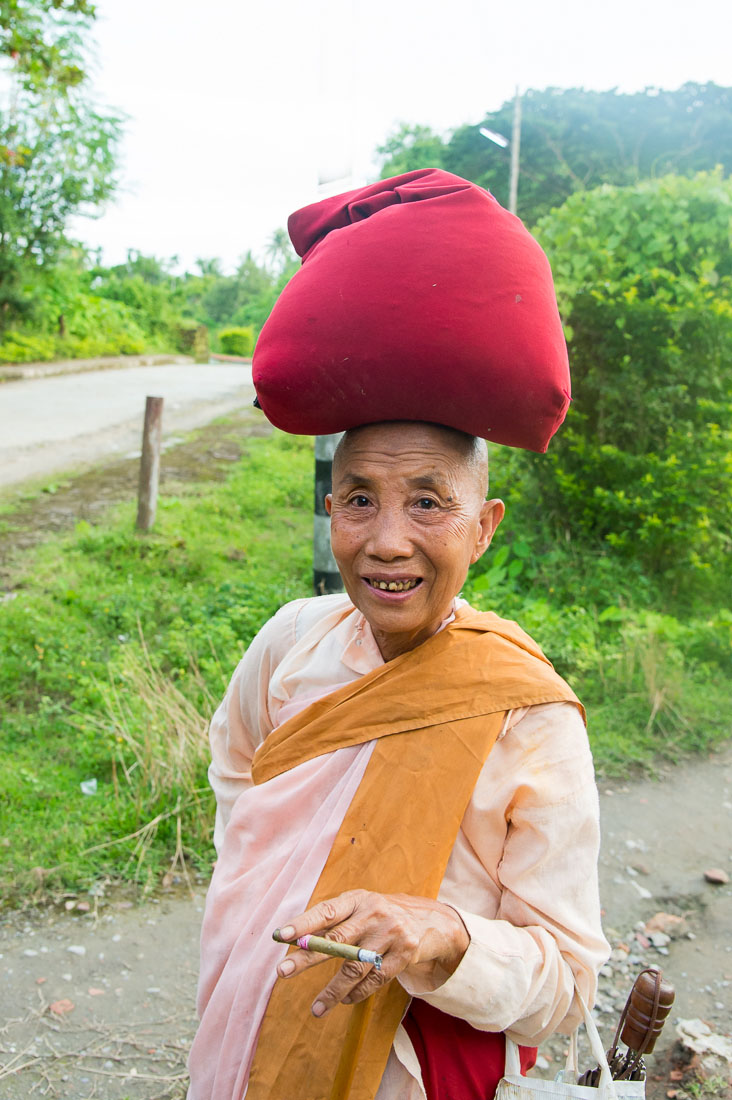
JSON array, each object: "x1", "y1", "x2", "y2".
[{"x1": 70, "y1": 0, "x2": 732, "y2": 273}]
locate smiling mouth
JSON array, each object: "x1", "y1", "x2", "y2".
[{"x1": 366, "y1": 577, "x2": 421, "y2": 592}]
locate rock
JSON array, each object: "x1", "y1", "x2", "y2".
[
  {"x1": 676, "y1": 1018, "x2": 732, "y2": 1078},
  {"x1": 67, "y1": 944, "x2": 86, "y2": 957},
  {"x1": 649, "y1": 931, "x2": 671, "y2": 948},
  {"x1": 645, "y1": 912, "x2": 687, "y2": 938},
  {"x1": 704, "y1": 868, "x2": 729, "y2": 885},
  {"x1": 49, "y1": 998, "x2": 75, "y2": 1016}
]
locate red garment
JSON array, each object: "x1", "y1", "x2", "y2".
[
  {"x1": 253, "y1": 168, "x2": 570, "y2": 453},
  {"x1": 403, "y1": 999, "x2": 537, "y2": 1100}
]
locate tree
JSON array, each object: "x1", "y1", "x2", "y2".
[
  {"x1": 0, "y1": 0, "x2": 121, "y2": 330},
  {"x1": 377, "y1": 123, "x2": 446, "y2": 178},
  {"x1": 379, "y1": 85, "x2": 732, "y2": 225},
  {"x1": 519, "y1": 171, "x2": 732, "y2": 593},
  {"x1": 265, "y1": 228, "x2": 296, "y2": 275},
  {"x1": 0, "y1": 0, "x2": 96, "y2": 90}
]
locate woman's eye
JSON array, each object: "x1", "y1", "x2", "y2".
[
  {"x1": 416, "y1": 498, "x2": 437, "y2": 510},
  {"x1": 351, "y1": 495, "x2": 370, "y2": 507}
]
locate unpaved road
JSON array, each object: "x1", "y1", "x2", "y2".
[
  {"x1": 0, "y1": 363, "x2": 255, "y2": 489},
  {"x1": 1, "y1": 746, "x2": 730, "y2": 1100}
]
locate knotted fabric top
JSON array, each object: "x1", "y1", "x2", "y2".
[{"x1": 253, "y1": 168, "x2": 570, "y2": 452}]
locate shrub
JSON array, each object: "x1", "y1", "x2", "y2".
[
  {"x1": 0, "y1": 330, "x2": 56, "y2": 362},
  {"x1": 219, "y1": 325, "x2": 255, "y2": 357},
  {"x1": 526, "y1": 171, "x2": 732, "y2": 600}
]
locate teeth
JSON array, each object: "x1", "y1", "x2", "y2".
[{"x1": 371, "y1": 579, "x2": 417, "y2": 591}]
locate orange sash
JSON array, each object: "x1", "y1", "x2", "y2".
[{"x1": 246, "y1": 607, "x2": 582, "y2": 1100}]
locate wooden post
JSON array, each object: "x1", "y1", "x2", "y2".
[
  {"x1": 136, "y1": 395, "x2": 164, "y2": 531},
  {"x1": 313, "y1": 432, "x2": 344, "y2": 595}
]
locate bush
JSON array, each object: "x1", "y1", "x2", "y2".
[
  {"x1": 57, "y1": 294, "x2": 147, "y2": 357},
  {"x1": 219, "y1": 325, "x2": 255, "y2": 357},
  {"x1": 0, "y1": 330, "x2": 56, "y2": 362},
  {"x1": 527, "y1": 171, "x2": 732, "y2": 600}
]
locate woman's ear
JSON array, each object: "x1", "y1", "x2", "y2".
[{"x1": 471, "y1": 498, "x2": 505, "y2": 564}]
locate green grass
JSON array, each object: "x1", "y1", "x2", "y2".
[
  {"x1": 0, "y1": 430, "x2": 313, "y2": 904},
  {"x1": 463, "y1": 552, "x2": 732, "y2": 775},
  {"x1": 1, "y1": 428, "x2": 730, "y2": 907}
]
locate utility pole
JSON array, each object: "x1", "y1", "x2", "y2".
[
  {"x1": 508, "y1": 86, "x2": 522, "y2": 216},
  {"x1": 479, "y1": 85, "x2": 522, "y2": 217},
  {"x1": 313, "y1": 433, "x2": 344, "y2": 595}
]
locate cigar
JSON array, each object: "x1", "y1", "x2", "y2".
[{"x1": 273, "y1": 928, "x2": 383, "y2": 970}]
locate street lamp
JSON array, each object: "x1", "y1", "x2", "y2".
[{"x1": 479, "y1": 87, "x2": 522, "y2": 216}]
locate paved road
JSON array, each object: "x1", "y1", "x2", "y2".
[{"x1": 0, "y1": 363, "x2": 256, "y2": 489}]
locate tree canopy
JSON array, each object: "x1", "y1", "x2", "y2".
[
  {"x1": 513, "y1": 170, "x2": 732, "y2": 593},
  {"x1": 379, "y1": 84, "x2": 732, "y2": 224},
  {"x1": 0, "y1": 0, "x2": 121, "y2": 329}
]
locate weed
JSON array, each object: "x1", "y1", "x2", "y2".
[{"x1": 0, "y1": 429, "x2": 312, "y2": 904}]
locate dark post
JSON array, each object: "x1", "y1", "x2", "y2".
[
  {"x1": 313, "y1": 433, "x2": 344, "y2": 595},
  {"x1": 136, "y1": 395, "x2": 164, "y2": 531}
]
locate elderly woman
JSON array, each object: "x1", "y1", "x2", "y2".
[{"x1": 188, "y1": 172, "x2": 608, "y2": 1100}]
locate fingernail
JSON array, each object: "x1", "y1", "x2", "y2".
[
  {"x1": 312, "y1": 1000, "x2": 326, "y2": 1017},
  {"x1": 279, "y1": 925, "x2": 295, "y2": 940},
  {"x1": 278, "y1": 959, "x2": 295, "y2": 977}
]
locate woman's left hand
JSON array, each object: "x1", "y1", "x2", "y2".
[{"x1": 275, "y1": 888, "x2": 469, "y2": 1017}]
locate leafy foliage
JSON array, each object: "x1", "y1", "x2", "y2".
[
  {"x1": 219, "y1": 325, "x2": 255, "y2": 357},
  {"x1": 0, "y1": 0, "x2": 96, "y2": 92},
  {"x1": 376, "y1": 123, "x2": 447, "y2": 176},
  {"x1": 526, "y1": 171, "x2": 732, "y2": 593},
  {"x1": 0, "y1": 0, "x2": 122, "y2": 330},
  {"x1": 379, "y1": 84, "x2": 732, "y2": 224}
]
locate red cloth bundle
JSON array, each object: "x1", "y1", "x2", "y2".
[
  {"x1": 404, "y1": 999, "x2": 537, "y2": 1100},
  {"x1": 253, "y1": 168, "x2": 570, "y2": 452}
]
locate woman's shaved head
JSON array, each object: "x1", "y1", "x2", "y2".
[{"x1": 333, "y1": 423, "x2": 489, "y2": 502}]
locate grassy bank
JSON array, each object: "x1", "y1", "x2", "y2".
[
  {"x1": 0, "y1": 429, "x2": 312, "y2": 905},
  {"x1": 1, "y1": 430, "x2": 730, "y2": 906}
]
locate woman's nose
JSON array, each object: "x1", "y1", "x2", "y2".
[{"x1": 365, "y1": 506, "x2": 412, "y2": 560}]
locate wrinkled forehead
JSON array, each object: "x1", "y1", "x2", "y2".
[{"x1": 333, "y1": 422, "x2": 488, "y2": 494}]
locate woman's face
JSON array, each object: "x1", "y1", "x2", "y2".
[{"x1": 326, "y1": 423, "x2": 504, "y2": 662}]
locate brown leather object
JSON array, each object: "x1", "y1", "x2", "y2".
[{"x1": 619, "y1": 967, "x2": 675, "y2": 1055}]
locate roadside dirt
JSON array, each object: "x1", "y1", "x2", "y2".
[{"x1": 1, "y1": 746, "x2": 729, "y2": 1100}]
